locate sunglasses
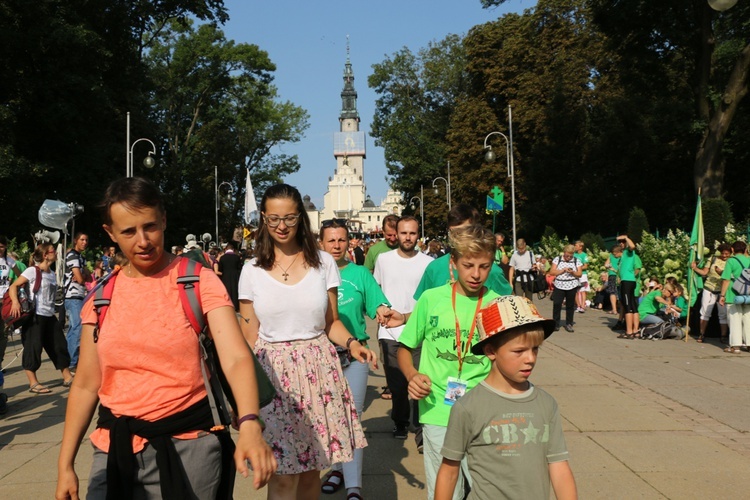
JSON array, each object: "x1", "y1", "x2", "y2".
[{"x1": 321, "y1": 218, "x2": 348, "y2": 229}]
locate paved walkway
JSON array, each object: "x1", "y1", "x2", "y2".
[{"x1": 2, "y1": 298, "x2": 750, "y2": 498}]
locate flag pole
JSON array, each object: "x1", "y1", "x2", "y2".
[{"x1": 685, "y1": 248, "x2": 695, "y2": 342}]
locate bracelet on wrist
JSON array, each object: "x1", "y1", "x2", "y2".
[
  {"x1": 237, "y1": 413, "x2": 265, "y2": 430},
  {"x1": 346, "y1": 337, "x2": 360, "y2": 350}
]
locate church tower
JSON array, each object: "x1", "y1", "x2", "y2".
[{"x1": 321, "y1": 38, "x2": 366, "y2": 222}]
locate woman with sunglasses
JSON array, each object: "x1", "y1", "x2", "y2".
[
  {"x1": 238, "y1": 184, "x2": 377, "y2": 499},
  {"x1": 7, "y1": 243, "x2": 73, "y2": 393},
  {"x1": 318, "y1": 218, "x2": 404, "y2": 500}
]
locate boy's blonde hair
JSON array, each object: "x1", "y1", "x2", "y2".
[
  {"x1": 483, "y1": 324, "x2": 546, "y2": 354},
  {"x1": 449, "y1": 225, "x2": 495, "y2": 260}
]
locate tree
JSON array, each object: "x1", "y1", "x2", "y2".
[
  {"x1": 145, "y1": 20, "x2": 309, "y2": 241},
  {"x1": 368, "y1": 35, "x2": 467, "y2": 237},
  {"x1": 587, "y1": 0, "x2": 750, "y2": 198},
  {"x1": 0, "y1": 0, "x2": 229, "y2": 242}
]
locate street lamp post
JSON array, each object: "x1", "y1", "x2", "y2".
[
  {"x1": 215, "y1": 165, "x2": 236, "y2": 244},
  {"x1": 432, "y1": 161, "x2": 451, "y2": 210},
  {"x1": 409, "y1": 184, "x2": 425, "y2": 241},
  {"x1": 126, "y1": 112, "x2": 156, "y2": 177},
  {"x1": 483, "y1": 105, "x2": 516, "y2": 250}
]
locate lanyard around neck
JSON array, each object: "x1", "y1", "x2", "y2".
[{"x1": 451, "y1": 281, "x2": 484, "y2": 377}]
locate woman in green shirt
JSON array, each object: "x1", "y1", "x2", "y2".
[{"x1": 319, "y1": 219, "x2": 404, "y2": 499}]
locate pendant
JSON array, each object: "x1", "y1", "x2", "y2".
[{"x1": 282, "y1": 272, "x2": 289, "y2": 281}]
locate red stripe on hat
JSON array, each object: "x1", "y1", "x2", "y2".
[{"x1": 481, "y1": 304, "x2": 504, "y2": 335}]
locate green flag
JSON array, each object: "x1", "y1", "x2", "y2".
[{"x1": 687, "y1": 195, "x2": 704, "y2": 306}]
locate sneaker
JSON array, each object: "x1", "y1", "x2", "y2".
[
  {"x1": 564, "y1": 324, "x2": 575, "y2": 333},
  {"x1": 393, "y1": 425, "x2": 408, "y2": 439},
  {"x1": 577, "y1": 307, "x2": 585, "y2": 313},
  {"x1": 553, "y1": 325, "x2": 560, "y2": 332}
]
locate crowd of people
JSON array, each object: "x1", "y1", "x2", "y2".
[{"x1": 2, "y1": 176, "x2": 744, "y2": 498}]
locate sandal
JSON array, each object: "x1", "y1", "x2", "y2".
[
  {"x1": 724, "y1": 346, "x2": 741, "y2": 354},
  {"x1": 696, "y1": 335, "x2": 704, "y2": 343},
  {"x1": 28, "y1": 383, "x2": 52, "y2": 394},
  {"x1": 616, "y1": 333, "x2": 634, "y2": 339},
  {"x1": 321, "y1": 470, "x2": 344, "y2": 494},
  {"x1": 380, "y1": 387, "x2": 392, "y2": 400},
  {"x1": 63, "y1": 377, "x2": 74, "y2": 388}
]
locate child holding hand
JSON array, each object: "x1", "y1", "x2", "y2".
[{"x1": 435, "y1": 295, "x2": 577, "y2": 500}]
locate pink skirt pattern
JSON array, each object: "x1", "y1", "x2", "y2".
[{"x1": 255, "y1": 334, "x2": 367, "y2": 474}]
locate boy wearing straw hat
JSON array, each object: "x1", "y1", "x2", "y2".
[{"x1": 434, "y1": 296, "x2": 577, "y2": 500}]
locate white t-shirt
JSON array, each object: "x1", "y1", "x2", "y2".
[
  {"x1": 374, "y1": 250, "x2": 433, "y2": 341},
  {"x1": 238, "y1": 250, "x2": 341, "y2": 343},
  {"x1": 21, "y1": 266, "x2": 57, "y2": 317},
  {"x1": 509, "y1": 250, "x2": 535, "y2": 279},
  {"x1": 0, "y1": 255, "x2": 17, "y2": 296}
]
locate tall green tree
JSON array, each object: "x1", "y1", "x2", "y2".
[
  {"x1": 145, "y1": 20, "x2": 309, "y2": 241},
  {"x1": 587, "y1": 0, "x2": 750, "y2": 199},
  {"x1": 368, "y1": 35, "x2": 467, "y2": 236},
  {"x1": 0, "y1": 0, "x2": 228, "y2": 242}
]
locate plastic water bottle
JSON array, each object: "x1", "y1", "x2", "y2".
[{"x1": 734, "y1": 295, "x2": 750, "y2": 305}]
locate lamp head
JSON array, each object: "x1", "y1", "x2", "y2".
[
  {"x1": 143, "y1": 154, "x2": 156, "y2": 169},
  {"x1": 485, "y1": 148, "x2": 496, "y2": 163},
  {"x1": 708, "y1": 0, "x2": 738, "y2": 11},
  {"x1": 433, "y1": 187, "x2": 439, "y2": 196}
]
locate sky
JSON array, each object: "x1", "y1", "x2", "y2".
[{"x1": 220, "y1": 0, "x2": 533, "y2": 209}]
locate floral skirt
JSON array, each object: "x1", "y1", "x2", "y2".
[{"x1": 255, "y1": 334, "x2": 367, "y2": 474}]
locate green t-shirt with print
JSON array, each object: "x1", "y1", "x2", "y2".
[
  {"x1": 638, "y1": 290, "x2": 663, "y2": 316},
  {"x1": 413, "y1": 253, "x2": 512, "y2": 301},
  {"x1": 338, "y1": 262, "x2": 390, "y2": 341},
  {"x1": 721, "y1": 255, "x2": 750, "y2": 303},
  {"x1": 573, "y1": 251, "x2": 588, "y2": 275},
  {"x1": 399, "y1": 283, "x2": 500, "y2": 427},
  {"x1": 618, "y1": 248, "x2": 638, "y2": 282}
]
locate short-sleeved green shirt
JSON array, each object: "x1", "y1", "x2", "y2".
[
  {"x1": 721, "y1": 255, "x2": 750, "y2": 303},
  {"x1": 573, "y1": 251, "x2": 588, "y2": 275},
  {"x1": 618, "y1": 248, "x2": 638, "y2": 282},
  {"x1": 633, "y1": 255, "x2": 644, "y2": 296},
  {"x1": 363, "y1": 240, "x2": 395, "y2": 272},
  {"x1": 607, "y1": 254, "x2": 621, "y2": 277},
  {"x1": 399, "y1": 283, "x2": 500, "y2": 427},
  {"x1": 413, "y1": 253, "x2": 512, "y2": 301},
  {"x1": 638, "y1": 290, "x2": 663, "y2": 316},
  {"x1": 338, "y1": 262, "x2": 390, "y2": 341}
]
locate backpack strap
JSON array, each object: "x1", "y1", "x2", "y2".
[
  {"x1": 177, "y1": 257, "x2": 205, "y2": 334},
  {"x1": 32, "y1": 266, "x2": 42, "y2": 294},
  {"x1": 88, "y1": 269, "x2": 120, "y2": 343}
]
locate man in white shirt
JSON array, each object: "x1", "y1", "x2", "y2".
[{"x1": 374, "y1": 216, "x2": 433, "y2": 443}]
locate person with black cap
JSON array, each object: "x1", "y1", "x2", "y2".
[{"x1": 434, "y1": 295, "x2": 577, "y2": 500}]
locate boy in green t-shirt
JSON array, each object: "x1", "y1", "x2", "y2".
[
  {"x1": 435, "y1": 295, "x2": 577, "y2": 500},
  {"x1": 398, "y1": 225, "x2": 500, "y2": 500}
]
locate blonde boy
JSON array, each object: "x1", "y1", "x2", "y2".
[{"x1": 435, "y1": 296, "x2": 577, "y2": 500}]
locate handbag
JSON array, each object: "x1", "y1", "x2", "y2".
[{"x1": 1, "y1": 266, "x2": 42, "y2": 328}]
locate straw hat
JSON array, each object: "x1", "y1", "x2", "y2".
[{"x1": 471, "y1": 296, "x2": 556, "y2": 355}]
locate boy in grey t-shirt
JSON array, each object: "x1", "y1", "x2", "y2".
[{"x1": 435, "y1": 296, "x2": 577, "y2": 500}]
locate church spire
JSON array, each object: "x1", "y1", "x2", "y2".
[{"x1": 340, "y1": 35, "x2": 359, "y2": 122}]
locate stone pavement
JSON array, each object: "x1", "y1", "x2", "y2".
[{"x1": 2, "y1": 298, "x2": 750, "y2": 499}]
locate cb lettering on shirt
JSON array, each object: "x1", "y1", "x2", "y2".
[{"x1": 482, "y1": 421, "x2": 550, "y2": 444}]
